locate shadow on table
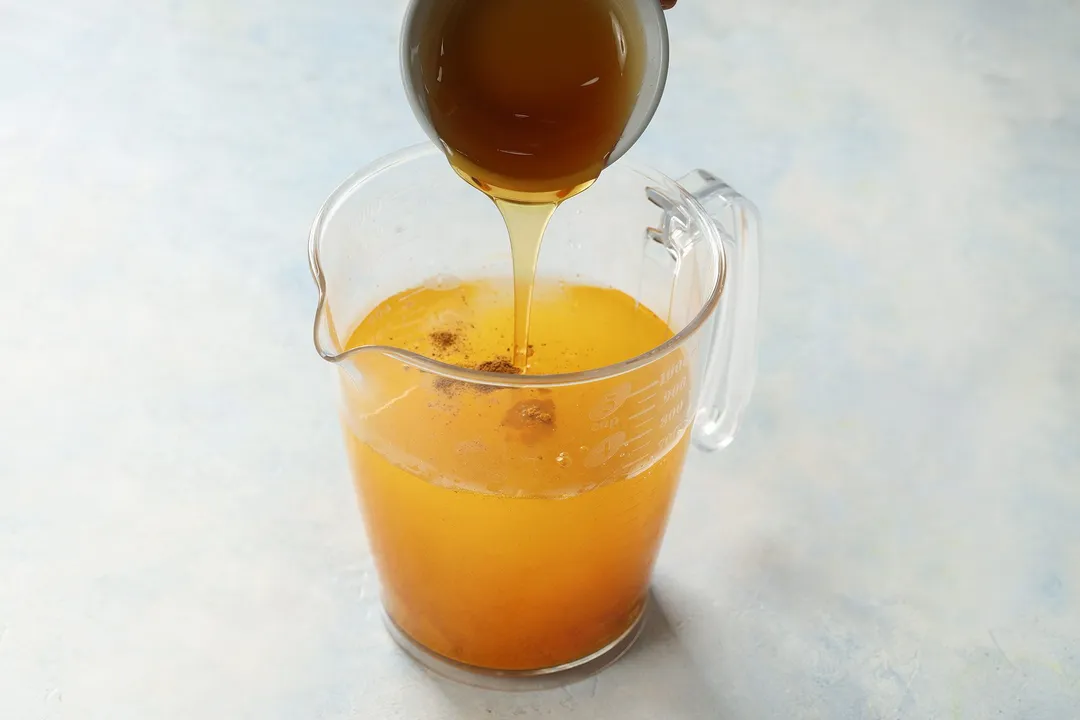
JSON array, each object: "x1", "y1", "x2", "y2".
[{"x1": 427, "y1": 589, "x2": 729, "y2": 718}]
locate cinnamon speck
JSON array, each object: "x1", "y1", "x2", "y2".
[
  {"x1": 432, "y1": 375, "x2": 464, "y2": 397},
  {"x1": 504, "y1": 398, "x2": 556, "y2": 430},
  {"x1": 429, "y1": 330, "x2": 459, "y2": 356},
  {"x1": 431, "y1": 357, "x2": 527, "y2": 397},
  {"x1": 476, "y1": 358, "x2": 521, "y2": 375}
]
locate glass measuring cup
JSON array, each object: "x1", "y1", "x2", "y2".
[{"x1": 308, "y1": 144, "x2": 760, "y2": 687}]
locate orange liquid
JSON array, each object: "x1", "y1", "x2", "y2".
[{"x1": 341, "y1": 279, "x2": 692, "y2": 670}]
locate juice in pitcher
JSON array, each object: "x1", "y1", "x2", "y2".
[
  {"x1": 340, "y1": 278, "x2": 692, "y2": 670},
  {"x1": 311, "y1": 0, "x2": 759, "y2": 684}
]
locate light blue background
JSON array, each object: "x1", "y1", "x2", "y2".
[{"x1": 1, "y1": 0, "x2": 1077, "y2": 718}]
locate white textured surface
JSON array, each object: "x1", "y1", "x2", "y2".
[{"x1": 1, "y1": 0, "x2": 1078, "y2": 717}]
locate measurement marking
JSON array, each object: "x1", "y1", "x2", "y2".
[
  {"x1": 635, "y1": 393, "x2": 657, "y2": 404},
  {"x1": 628, "y1": 405, "x2": 655, "y2": 421},
  {"x1": 628, "y1": 431, "x2": 650, "y2": 444},
  {"x1": 629, "y1": 381, "x2": 659, "y2": 398}
]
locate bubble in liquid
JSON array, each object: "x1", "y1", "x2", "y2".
[{"x1": 555, "y1": 452, "x2": 572, "y2": 468}]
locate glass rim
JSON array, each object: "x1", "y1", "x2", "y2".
[{"x1": 308, "y1": 143, "x2": 727, "y2": 389}]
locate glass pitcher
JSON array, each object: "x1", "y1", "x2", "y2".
[{"x1": 308, "y1": 144, "x2": 760, "y2": 687}]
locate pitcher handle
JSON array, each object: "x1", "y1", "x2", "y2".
[{"x1": 680, "y1": 170, "x2": 761, "y2": 451}]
